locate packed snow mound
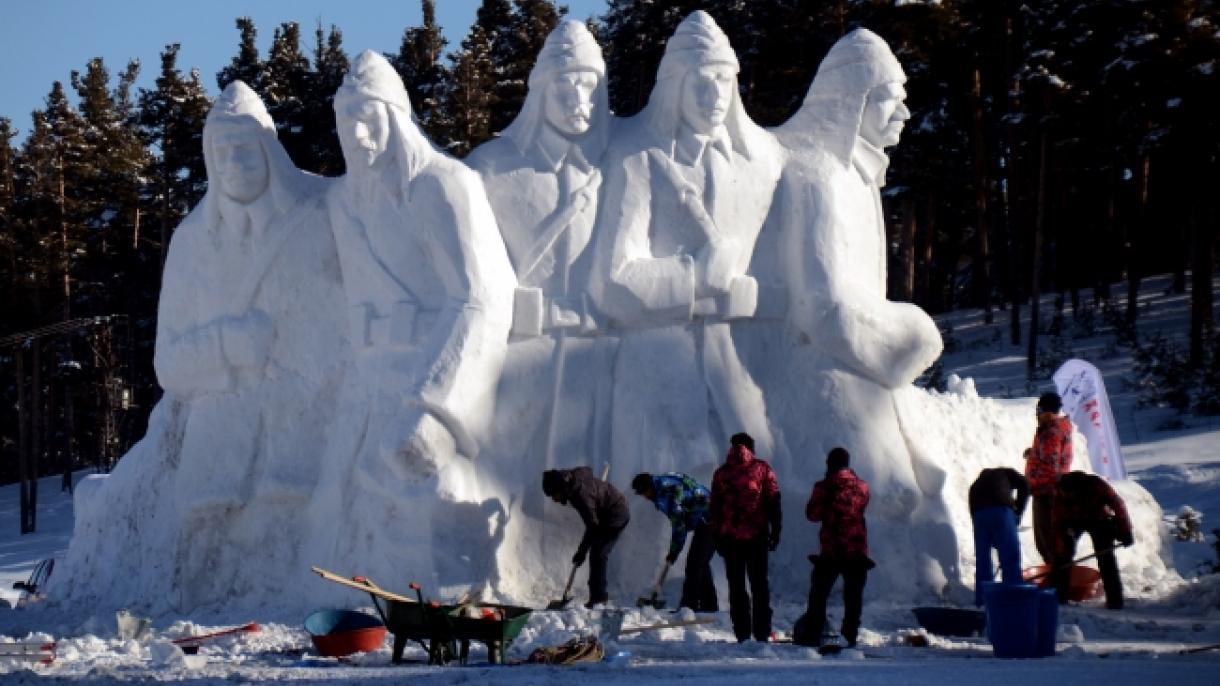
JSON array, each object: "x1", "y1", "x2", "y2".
[{"x1": 48, "y1": 20, "x2": 1174, "y2": 623}]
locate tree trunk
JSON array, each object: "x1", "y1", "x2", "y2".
[
  {"x1": 26, "y1": 342, "x2": 43, "y2": 534},
  {"x1": 1126, "y1": 154, "x2": 1149, "y2": 327},
  {"x1": 1027, "y1": 125, "x2": 1049, "y2": 376},
  {"x1": 1189, "y1": 204, "x2": 1215, "y2": 369},
  {"x1": 970, "y1": 68, "x2": 993, "y2": 323},
  {"x1": 901, "y1": 195, "x2": 917, "y2": 302},
  {"x1": 16, "y1": 346, "x2": 29, "y2": 535}
]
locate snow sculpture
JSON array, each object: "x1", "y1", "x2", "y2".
[
  {"x1": 762, "y1": 29, "x2": 959, "y2": 598},
  {"x1": 55, "y1": 81, "x2": 350, "y2": 613},
  {"x1": 466, "y1": 21, "x2": 618, "y2": 595},
  {"x1": 306, "y1": 51, "x2": 515, "y2": 596},
  {"x1": 588, "y1": 11, "x2": 781, "y2": 485}
]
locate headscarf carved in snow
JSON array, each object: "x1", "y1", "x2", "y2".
[
  {"x1": 334, "y1": 50, "x2": 436, "y2": 183},
  {"x1": 639, "y1": 10, "x2": 766, "y2": 159},
  {"x1": 499, "y1": 18, "x2": 610, "y2": 162},
  {"x1": 200, "y1": 81, "x2": 316, "y2": 229},
  {"x1": 782, "y1": 28, "x2": 906, "y2": 166}
]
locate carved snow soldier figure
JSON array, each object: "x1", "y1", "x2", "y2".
[
  {"x1": 589, "y1": 11, "x2": 782, "y2": 481},
  {"x1": 767, "y1": 29, "x2": 955, "y2": 597},
  {"x1": 314, "y1": 50, "x2": 515, "y2": 590},
  {"x1": 468, "y1": 19, "x2": 615, "y2": 473},
  {"x1": 156, "y1": 81, "x2": 347, "y2": 608}
]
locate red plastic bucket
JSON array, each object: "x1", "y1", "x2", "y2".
[{"x1": 305, "y1": 609, "x2": 387, "y2": 657}]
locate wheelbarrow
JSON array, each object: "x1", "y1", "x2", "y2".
[{"x1": 312, "y1": 566, "x2": 532, "y2": 665}]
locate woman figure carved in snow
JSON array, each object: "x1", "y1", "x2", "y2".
[
  {"x1": 766, "y1": 29, "x2": 960, "y2": 598},
  {"x1": 310, "y1": 50, "x2": 515, "y2": 593}
]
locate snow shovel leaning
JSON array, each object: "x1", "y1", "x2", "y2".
[
  {"x1": 636, "y1": 559, "x2": 672, "y2": 608},
  {"x1": 546, "y1": 563, "x2": 580, "y2": 610}
]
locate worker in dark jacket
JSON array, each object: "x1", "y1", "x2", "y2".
[
  {"x1": 795, "y1": 447, "x2": 872, "y2": 649},
  {"x1": 969, "y1": 467, "x2": 1030, "y2": 606},
  {"x1": 1053, "y1": 471, "x2": 1133, "y2": 609},
  {"x1": 710, "y1": 432, "x2": 781, "y2": 642},
  {"x1": 632, "y1": 472, "x2": 718, "y2": 612},
  {"x1": 542, "y1": 467, "x2": 631, "y2": 607}
]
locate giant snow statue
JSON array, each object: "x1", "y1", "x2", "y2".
[
  {"x1": 763, "y1": 29, "x2": 960, "y2": 598},
  {"x1": 305, "y1": 50, "x2": 516, "y2": 598},
  {"x1": 53, "y1": 81, "x2": 350, "y2": 614},
  {"x1": 466, "y1": 20, "x2": 619, "y2": 596},
  {"x1": 588, "y1": 11, "x2": 781, "y2": 486}
]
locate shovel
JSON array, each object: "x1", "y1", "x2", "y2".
[
  {"x1": 636, "y1": 559, "x2": 672, "y2": 608},
  {"x1": 1025, "y1": 546, "x2": 1119, "y2": 583},
  {"x1": 546, "y1": 562, "x2": 580, "y2": 610}
]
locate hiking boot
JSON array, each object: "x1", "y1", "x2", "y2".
[{"x1": 584, "y1": 597, "x2": 608, "y2": 610}]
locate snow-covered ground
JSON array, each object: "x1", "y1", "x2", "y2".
[{"x1": 0, "y1": 275, "x2": 1218, "y2": 683}]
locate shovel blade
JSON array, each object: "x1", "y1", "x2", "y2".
[
  {"x1": 546, "y1": 596, "x2": 573, "y2": 610},
  {"x1": 635, "y1": 594, "x2": 665, "y2": 609}
]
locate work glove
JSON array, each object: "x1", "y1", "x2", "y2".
[
  {"x1": 767, "y1": 528, "x2": 781, "y2": 552},
  {"x1": 665, "y1": 549, "x2": 680, "y2": 565},
  {"x1": 572, "y1": 548, "x2": 587, "y2": 567},
  {"x1": 1118, "y1": 530, "x2": 1134, "y2": 548}
]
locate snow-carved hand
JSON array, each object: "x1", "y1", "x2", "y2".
[
  {"x1": 696, "y1": 238, "x2": 739, "y2": 296},
  {"x1": 221, "y1": 310, "x2": 274, "y2": 372},
  {"x1": 883, "y1": 304, "x2": 943, "y2": 387}
]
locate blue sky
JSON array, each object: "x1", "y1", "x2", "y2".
[{"x1": 0, "y1": 0, "x2": 607, "y2": 139}]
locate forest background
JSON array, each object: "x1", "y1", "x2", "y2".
[{"x1": 1, "y1": 0, "x2": 1217, "y2": 519}]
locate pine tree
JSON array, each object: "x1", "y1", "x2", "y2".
[
  {"x1": 392, "y1": 0, "x2": 451, "y2": 143},
  {"x1": 217, "y1": 17, "x2": 264, "y2": 91},
  {"x1": 138, "y1": 44, "x2": 211, "y2": 270},
  {"x1": 445, "y1": 25, "x2": 497, "y2": 156},
  {"x1": 308, "y1": 22, "x2": 349, "y2": 176},
  {"x1": 494, "y1": 0, "x2": 565, "y2": 134},
  {"x1": 264, "y1": 22, "x2": 315, "y2": 170}
]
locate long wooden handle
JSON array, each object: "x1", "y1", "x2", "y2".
[
  {"x1": 618, "y1": 617, "x2": 716, "y2": 635},
  {"x1": 561, "y1": 563, "x2": 579, "y2": 599},
  {"x1": 171, "y1": 622, "x2": 259, "y2": 645},
  {"x1": 311, "y1": 566, "x2": 417, "y2": 604},
  {"x1": 1026, "y1": 547, "x2": 1119, "y2": 583}
]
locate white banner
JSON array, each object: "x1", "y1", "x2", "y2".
[{"x1": 1053, "y1": 358, "x2": 1127, "y2": 480}]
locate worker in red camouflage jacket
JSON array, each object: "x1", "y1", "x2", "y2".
[
  {"x1": 795, "y1": 447, "x2": 873, "y2": 648},
  {"x1": 710, "y1": 433, "x2": 781, "y2": 642},
  {"x1": 1052, "y1": 471, "x2": 1134, "y2": 609},
  {"x1": 1025, "y1": 391, "x2": 1073, "y2": 565}
]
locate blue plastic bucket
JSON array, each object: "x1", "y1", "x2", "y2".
[
  {"x1": 982, "y1": 582, "x2": 1040, "y2": 658},
  {"x1": 1035, "y1": 588, "x2": 1058, "y2": 657}
]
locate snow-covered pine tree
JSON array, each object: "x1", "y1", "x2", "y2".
[
  {"x1": 216, "y1": 17, "x2": 264, "y2": 92},
  {"x1": 444, "y1": 24, "x2": 497, "y2": 156},
  {"x1": 263, "y1": 22, "x2": 314, "y2": 170},
  {"x1": 137, "y1": 44, "x2": 211, "y2": 270},
  {"x1": 392, "y1": 0, "x2": 450, "y2": 145},
  {"x1": 308, "y1": 22, "x2": 348, "y2": 176}
]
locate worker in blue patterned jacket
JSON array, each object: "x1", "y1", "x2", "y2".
[{"x1": 631, "y1": 472, "x2": 719, "y2": 612}]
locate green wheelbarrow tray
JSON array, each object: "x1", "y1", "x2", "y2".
[{"x1": 378, "y1": 598, "x2": 532, "y2": 665}]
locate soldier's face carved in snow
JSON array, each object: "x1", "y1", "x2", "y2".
[
  {"x1": 859, "y1": 81, "x2": 910, "y2": 149},
  {"x1": 337, "y1": 98, "x2": 391, "y2": 170},
  {"x1": 543, "y1": 70, "x2": 599, "y2": 137},
  {"x1": 212, "y1": 129, "x2": 268, "y2": 204},
  {"x1": 680, "y1": 63, "x2": 735, "y2": 135}
]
